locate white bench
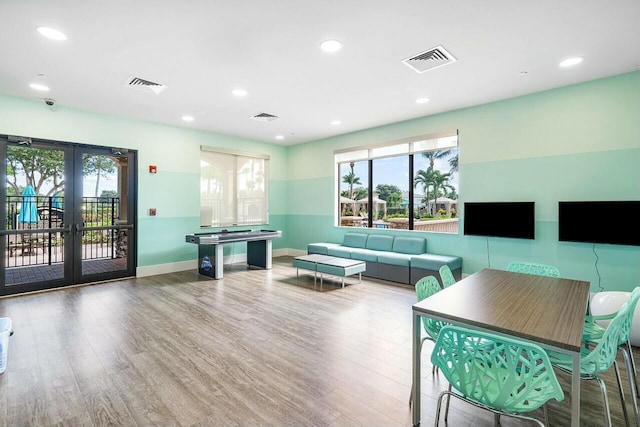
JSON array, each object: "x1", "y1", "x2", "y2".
[{"x1": 293, "y1": 254, "x2": 366, "y2": 288}]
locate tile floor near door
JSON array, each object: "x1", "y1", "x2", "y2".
[{"x1": 0, "y1": 256, "x2": 637, "y2": 426}]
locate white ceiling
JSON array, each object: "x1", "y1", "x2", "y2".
[{"x1": 1, "y1": 0, "x2": 639, "y2": 146}]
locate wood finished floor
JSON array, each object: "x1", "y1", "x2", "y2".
[{"x1": 0, "y1": 256, "x2": 638, "y2": 427}]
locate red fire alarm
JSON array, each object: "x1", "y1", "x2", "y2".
[{"x1": 149, "y1": 165, "x2": 157, "y2": 174}]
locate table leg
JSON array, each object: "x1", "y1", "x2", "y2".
[
  {"x1": 412, "y1": 310, "x2": 421, "y2": 426},
  {"x1": 571, "y1": 351, "x2": 580, "y2": 427},
  {"x1": 214, "y1": 244, "x2": 224, "y2": 279}
]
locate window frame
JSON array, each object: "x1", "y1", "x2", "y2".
[{"x1": 335, "y1": 130, "x2": 458, "y2": 232}]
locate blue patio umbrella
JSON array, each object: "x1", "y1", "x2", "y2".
[
  {"x1": 17, "y1": 185, "x2": 40, "y2": 224},
  {"x1": 52, "y1": 195, "x2": 63, "y2": 209}
]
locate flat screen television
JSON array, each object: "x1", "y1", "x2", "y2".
[
  {"x1": 463, "y1": 202, "x2": 535, "y2": 239},
  {"x1": 558, "y1": 201, "x2": 640, "y2": 246}
]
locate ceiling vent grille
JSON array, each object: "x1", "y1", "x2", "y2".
[
  {"x1": 125, "y1": 76, "x2": 167, "y2": 94},
  {"x1": 251, "y1": 112, "x2": 279, "y2": 122},
  {"x1": 402, "y1": 45, "x2": 457, "y2": 73}
]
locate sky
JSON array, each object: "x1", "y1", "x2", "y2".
[{"x1": 341, "y1": 150, "x2": 459, "y2": 196}]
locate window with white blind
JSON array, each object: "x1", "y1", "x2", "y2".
[{"x1": 200, "y1": 147, "x2": 269, "y2": 227}]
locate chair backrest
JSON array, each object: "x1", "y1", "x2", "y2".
[
  {"x1": 415, "y1": 275, "x2": 446, "y2": 338},
  {"x1": 506, "y1": 261, "x2": 560, "y2": 278},
  {"x1": 618, "y1": 287, "x2": 640, "y2": 345},
  {"x1": 439, "y1": 264, "x2": 456, "y2": 288},
  {"x1": 431, "y1": 325, "x2": 564, "y2": 413},
  {"x1": 581, "y1": 302, "x2": 630, "y2": 374}
]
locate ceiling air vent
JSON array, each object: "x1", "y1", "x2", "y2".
[
  {"x1": 125, "y1": 76, "x2": 167, "y2": 94},
  {"x1": 251, "y1": 112, "x2": 279, "y2": 122},
  {"x1": 402, "y1": 45, "x2": 457, "y2": 73}
]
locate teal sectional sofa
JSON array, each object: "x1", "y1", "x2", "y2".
[{"x1": 307, "y1": 232, "x2": 462, "y2": 286}]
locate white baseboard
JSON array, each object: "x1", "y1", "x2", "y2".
[{"x1": 136, "y1": 248, "x2": 302, "y2": 277}]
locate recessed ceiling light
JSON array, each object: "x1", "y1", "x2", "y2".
[
  {"x1": 416, "y1": 97, "x2": 430, "y2": 104},
  {"x1": 320, "y1": 39, "x2": 342, "y2": 53},
  {"x1": 36, "y1": 26, "x2": 67, "y2": 41},
  {"x1": 29, "y1": 83, "x2": 50, "y2": 92},
  {"x1": 559, "y1": 57, "x2": 584, "y2": 68},
  {"x1": 275, "y1": 135, "x2": 284, "y2": 140},
  {"x1": 330, "y1": 120, "x2": 342, "y2": 126},
  {"x1": 520, "y1": 71, "x2": 528, "y2": 76},
  {"x1": 182, "y1": 115, "x2": 194, "y2": 122},
  {"x1": 232, "y1": 88, "x2": 247, "y2": 97}
]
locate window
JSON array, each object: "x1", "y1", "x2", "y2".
[
  {"x1": 200, "y1": 147, "x2": 269, "y2": 227},
  {"x1": 336, "y1": 131, "x2": 458, "y2": 233}
]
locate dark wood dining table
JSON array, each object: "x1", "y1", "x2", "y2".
[{"x1": 411, "y1": 268, "x2": 590, "y2": 427}]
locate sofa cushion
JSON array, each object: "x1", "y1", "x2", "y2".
[
  {"x1": 327, "y1": 246, "x2": 353, "y2": 258},
  {"x1": 343, "y1": 232, "x2": 368, "y2": 248},
  {"x1": 392, "y1": 236, "x2": 426, "y2": 254},
  {"x1": 349, "y1": 248, "x2": 380, "y2": 262},
  {"x1": 377, "y1": 252, "x2": 412, "y2": 267},
  {"x1": 308, "y1": 242, "x2": 341, "y2": 255},
  {"x1": 365, "y1": 234, "x2": 394, "y2": 252},
  {"x1": 411, "y1": 254, "x2": 462, "y2": 271}
]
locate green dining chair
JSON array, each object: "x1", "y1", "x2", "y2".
[
  {"x1": 438, "y1": 264, "x2": 456, "y2": 288},
  {"x1": 583, "y1": 287, "x2": 640, "y2": 423},
  {"x1": 409, "y1": 275, "x2": 448, "y2": 407},
  {"x1": 548, "y1": 302, "x2": 633, "y2": 427},
  {"x1": 430, "y1": 325, "x2": 564, "y2": 427},
  {"x1": 505, "y1": 261, "x2": 560, "y2": 278}
]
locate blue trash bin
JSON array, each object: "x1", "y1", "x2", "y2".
[{"x1": 0, "y1": 317, "x2": 13, "y2": 374}]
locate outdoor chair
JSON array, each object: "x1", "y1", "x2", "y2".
[
  {"x1": 506, "y1": 261, "x2": 560, "y2": 278},
  {"x1": 438, "y1": 264, "x2": 456, "y2": 288},
  {"x1": 431, "y1": 324, "x2": 564, "y2": 427},
  {"x1": 583, "y1": 286, "x2": 640, "y2": 419},
  {"x1": 409, "y1": 275, "x2": 448, "y2": 407},
  {"x1": 548, "y1": 302, "x2": 634, "y2": 427}
]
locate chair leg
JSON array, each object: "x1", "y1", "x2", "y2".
[
  {"x1": 444, "y1": 383, "x2": 453, "y2": 422},
  {"x1": 614, "y1": 360, "x2": 631, "y2": 427},
  {"x1": 595, "y1": 375, "x2": 613, "y2": 427},
  {"x1": 621, "y1": 347, "x2": 640, "y2": 427},
  {"x1": 627, "y1": 340, "x2": 640, "y2": 399},
  {"x1": 434, "y1": 390, "x2": 449, "y2": 427}
]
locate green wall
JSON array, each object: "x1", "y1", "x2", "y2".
[
  {"x1": 0, "y1": 95, "x2": 290, "y2": 269},
  {"x1": 286, "y1": 71, "x2": 640, "y2": 292},
  {"x1": 1, "y1": 71, "x2": 638, "y2": 291}
]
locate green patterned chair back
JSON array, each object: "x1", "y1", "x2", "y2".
[
  {"x1": 415, "y1": 275, "x2": 446, "y2": 339},
  {"x1": 619, "y1": 287, "x2": 640, "y2": 345},
  {"x1": 581, "y1": 302, "x2": 630, "y2": 374},
  {"x1": 431, "y1": 325, "x2": 565, "y2": 413},
  {"x1": 506, "y1": 261, "x2": 560, "y2": 278},
  {"x1": 439, "y1": 264, "x2": 456, "y2": 288}
]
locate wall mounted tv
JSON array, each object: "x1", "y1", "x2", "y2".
[
  {"x1": 558, "y1": 201, "x2": 640, "y2": 246},
  {"x1": 463, "y1": 202, "x2": 535, "y2": 239}
]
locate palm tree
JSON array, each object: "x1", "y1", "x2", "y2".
[
  {"x1": 414, "y1": 167, "x2": 435, "y2": 210},
  {"x1": 422, "y1": 149, "x2": 453, "y2": 169},
  {"x1": 430, "y1": 170, "x2": 455, "y2": 215},
  {"x1": 342, "y1": 161, "x2": 361, "y2": 199},
  {"x1": 448, "y1": 154, "x2": 458, "y2": 173}
]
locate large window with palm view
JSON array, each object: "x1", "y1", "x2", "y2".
[{"x1": 336, "y1": 131, "x2": 458, "y2": 233}]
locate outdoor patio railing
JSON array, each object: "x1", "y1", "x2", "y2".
[{"x1": 4, "y1": 196, "x2": 121, "y2": 268}]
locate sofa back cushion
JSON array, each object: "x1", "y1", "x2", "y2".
[
  {"x1": 392, "y1": 236, "x2": 427, "y2": 254},
  {"x1": 342, "y1": 232, "x2": 368, "y2": 248},
  {"x1": 366, "y1": 234, "x2": 394, "y2": 252}
]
